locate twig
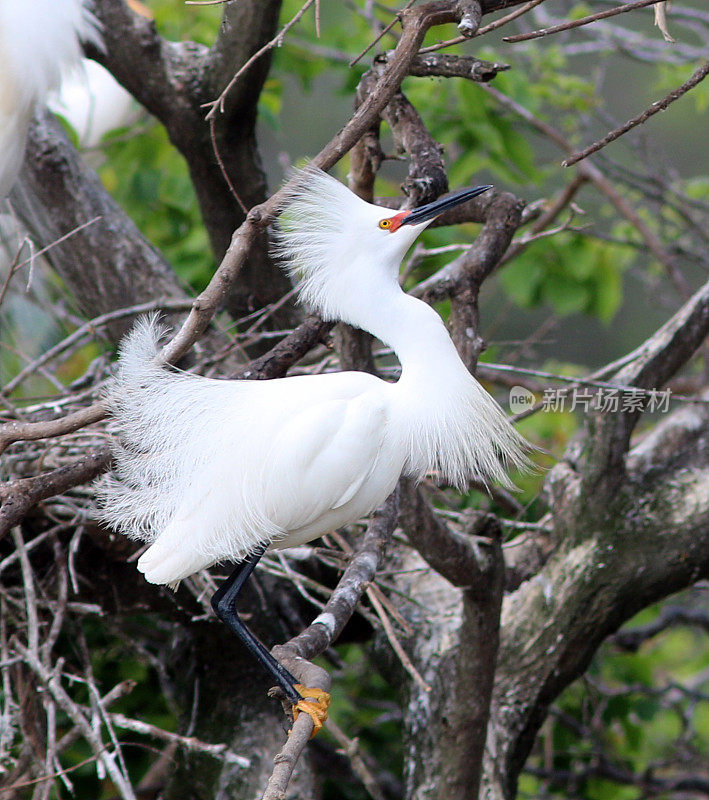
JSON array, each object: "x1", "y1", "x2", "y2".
[
  {"x1": 11, "y1": 529, "x2": 40, "y2": 657},
  {"x1": 503, "y1": 0, "x2": 667, "y2": 42},
  {"x1": 0, "y1": 217, "x2": 100, "y2": 309},
  {"x1": 208, "y1": 117, "x2": 248, "y2": 213},
  {"x1": 482, "y1": 360, "x2": 709, "y2": 402},
  {"x1": 2, "y1": 298, "x2": 193, "y2": 398},
  {"x1": 563, "y1": 60, "x2": 709, "y2": 166},
  {"x1": 349, "y1": 2, "x2": 414, "y2": 67},
  {"x1": 106, "y1": 712, "x2": 250, "y2": 765},
  {"x1": 418, "y1": 0, "x2": 547, "y2": 54},
  {"x1": 366, "y1": 587, "x2": 430, "y2": 692},
  {"x1": 204, "y1": 0, "x2": 318, "y2": 120},
  {"x1": 325, "y1": 716, "x2": 388, "y2": 800},
  {"x1": 500, "y1": 175, "x2": 586, "y2": 265}
]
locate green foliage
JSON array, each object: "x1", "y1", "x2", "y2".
[
  {"x1": 149, "y1": 0, "x2": 222, "y2": 45},
  {"x1": 656, "y1": 62, "x2": 709, "y2": 113},
  {"x1": 499, "y1": 233, "x2": 630, "y2": 321}
]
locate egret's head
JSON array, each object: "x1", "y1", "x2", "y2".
[
  {"x1": 373, "y1": 184, "x2": 493, "y2": 255},
  {"x1": 273, "y1": 167, "x2": 492, "y2": 320}
]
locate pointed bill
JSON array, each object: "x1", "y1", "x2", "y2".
[{"x1": 400, "y1": 185, "x2": 493, "y2": 226}]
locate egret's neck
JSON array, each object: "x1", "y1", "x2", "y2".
[{"x1": 343, "y1": 283, "x2": 465, "y2": 380}]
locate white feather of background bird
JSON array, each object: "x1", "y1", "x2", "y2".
[
  {"x1": 0, "y1": 0, "x2": 101, "y2": 196},
  {"x1": 97, "y1": 169, "x2": 528, "y2": 588}
]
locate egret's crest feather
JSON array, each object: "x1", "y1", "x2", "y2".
[{"x1": 273, "y1": 167, "x2": 385, "y2": 320}]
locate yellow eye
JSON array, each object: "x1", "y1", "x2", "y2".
[{"x1": 379, "y1": 219, "x2": 392, "y2": 230}]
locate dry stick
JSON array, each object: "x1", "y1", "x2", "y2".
[
  {"x1": 325, "y1": 716, "x2": 387, "y2": 800},
  {"x1": 418, "y1": 0, "x2": 546, "y2": 54},
  {"x1": 366, "y1": 586, "x2": 431, "y2": 692},
  {"x1": 208, "y1": 117, "x2": 248, "y2": 214},
  {"x1": 500, "y1": 174, "x2": 587, "y2": 265},
  {"x1": 563, "y1": 60, "x2": 709, "y2": 167},
  {"x1": 478, "y1": 82, "x2": 693, "y2": 299},
  {"x1": 502, "y1": 0, "x2": 667, "y2": 42},
  {"x1": 106, "y1": 711, "x2": 250, "y2": 765}
]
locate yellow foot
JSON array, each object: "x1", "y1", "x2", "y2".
[{"x1": 292, "y1": 684, "x2": 331, "y2": 737}]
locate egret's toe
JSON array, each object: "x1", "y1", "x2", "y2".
[{"x1": 292, "y1": 684, "x2": 331, "y2": 737}]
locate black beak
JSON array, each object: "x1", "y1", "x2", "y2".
[{"x1": 400, "y1": 184, "x2": 493, "y2": 226}]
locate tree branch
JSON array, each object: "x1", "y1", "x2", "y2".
[
  {"x1": 581, "y1": 278, "x2": 709, "y2": 486},
  {"x1": 482, "y1": 393, "x2": 709, "y2": 800},
  {"x1": 0, "y1": 450, "x2": 109, "y2": 540},
  {"x1": 563, "y1": 59, "x2": 709, "y2": 167}
]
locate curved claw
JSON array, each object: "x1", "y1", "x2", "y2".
[{"x1": 292, "y1": 683, "x2": 331, "y2": 738}]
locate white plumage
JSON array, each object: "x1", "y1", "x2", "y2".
[
  {"x1": 0, "y1": 0, "x2": 100, "y2": 196},
  {"x1": 97, "y1": 169, "x2": 527, "y2": 587}
]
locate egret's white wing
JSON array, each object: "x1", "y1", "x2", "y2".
[{"x1": 261, "y1": 390, "x2": 390, "y2": 534}]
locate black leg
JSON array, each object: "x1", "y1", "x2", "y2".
[{"x1": 211, "y1": 546, "x2": 302, "y2": 704}]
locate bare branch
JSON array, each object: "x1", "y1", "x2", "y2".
[
  {"x1": 563, "y1": 59, "x2": 709, "y2": 166},
  {"x1": 503, "y1": 0, "x2": 667, "y2": 42},
  {"x1": 0, "y1": 449, "x2": 109, "y2": 540},
  {"x1": 419, "y1": 0, "x2": 547, "y2": 53}
]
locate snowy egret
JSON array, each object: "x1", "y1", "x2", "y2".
[
  {"x1": 98, "y1": 168, "x2": 527, "y2": 728},
  {"x1": 0, "y1": 0, "x2": 101, "y2": 197}
]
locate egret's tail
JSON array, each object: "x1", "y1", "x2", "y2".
[{"x1": 95, "y1": 314, "x2": 179, "y2": 542}]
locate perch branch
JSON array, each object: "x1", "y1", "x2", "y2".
[{"x1": 264, "y1": 492, "x2": 399, "y2": 798}]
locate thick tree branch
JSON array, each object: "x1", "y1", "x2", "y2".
[
  {"x1": 581, "y1": 278, "x2": 709, "y2": 487},
  {"x1": 399, "y1": 479, "x2": 498, "y2": 587},
  {"x1": 10, "y1": 112, "x2": 188, "y2": 341},
  {"x1": 90, "y1": 0, "x2": 292, "y2": 318},
  {"x1": 482, "y1": 396, "x2": 709, "y2": 800},
  {"x1": 408, "y1": 52, "x2": 510, "y2": 81}
]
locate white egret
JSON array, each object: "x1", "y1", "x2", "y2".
[
  {"x1": 0, "y1": 0, "x2": 101, "y2": 197},
  {"x1": 97, "y1": 168, "x2": 527, "y2": 728}
]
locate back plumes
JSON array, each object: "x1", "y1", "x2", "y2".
[
  {"x1": 95, "y1": 315, "x2": 177, "y2": 541},
  {"x1": 0, "y1": 0, "x2": 101, "y2": 196}
]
